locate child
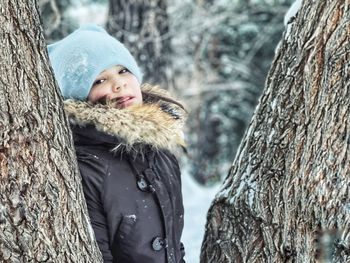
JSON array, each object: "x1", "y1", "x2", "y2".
[{"x1": 48, "y1": 24, "x2": 186, "y2": 263}]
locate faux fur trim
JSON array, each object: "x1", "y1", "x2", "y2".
[{"x1": 64, "y1": 85, "x2": 186, "y2": 153}]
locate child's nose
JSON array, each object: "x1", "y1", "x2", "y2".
[
  {"x1": 111, "y1": 77, "x2": 126, "y2": 93},
  {"x1": 112, "y1": 85, "x2": 120, "y2": 93}
]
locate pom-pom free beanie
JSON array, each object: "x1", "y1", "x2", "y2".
[{"x1": 48, "y1": 24, "x2": 142, "y2": 100}]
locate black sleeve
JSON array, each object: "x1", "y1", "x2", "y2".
[{"x1": 77, "y1": 152, "x2": 115, "y2": 263}]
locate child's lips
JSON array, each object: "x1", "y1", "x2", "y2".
[
  {"x1": 116, "y1": 96, "x2": 133, "y2": 103},
  {"x1": 111, "y1": 96, "x2": 135, "y2": 108}
]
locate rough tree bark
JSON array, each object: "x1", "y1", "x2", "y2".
[
  {"x1": 201, "y1": 1, "x2": 350, "y2": 262},
  {"x1": 0, "y1": 1, "x2": 102, "y2": 262},
  {"x1": 106, "y1": 0, "x2": 172, "y2": 87}
]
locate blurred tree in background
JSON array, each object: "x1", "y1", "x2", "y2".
[
  {"x1": 170, "y1": 0, "x2": 294, "y2": 184},
  {"x1": 39, "y1": 0, "x2": 108, "y2": 43},
  {"x1": 106, "y1": 0, "x2": 172, "y2": 87},
  {"x1": 39, "y1": 0, "x2": 77, "y2": 42}
]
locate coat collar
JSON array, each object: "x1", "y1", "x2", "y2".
[{"x1": 64, "y1": 85, "x2": 186, "y2": 153}]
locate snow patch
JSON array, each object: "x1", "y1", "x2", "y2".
[
  {"x1": 284, "y1": 0, "x2": 302, "y2": 26},
  {"x1": 247, "y1": 180, "x2": 256, "y2": 209},
  {"x1": 271, "y1": 98, "x2": 277, "y2": 111},
  {"x1": 268, "y1": 129, "x2": 275, "y2": 143},
  {"x1": 229, "y1": 178, "x2": 245, "y2": 205},
  {"x1": 85, "y1": 214, "x2": 96, "y2": 241},
  {"x1": 229, "y1": 162, "x2": 253, "y2": 205},
  {"x1": 182, "y1": 171, "x2": 220, "y2": 263},
  {"x1": 274, "y1": 40, "x2": 282, "y2": 55},
  {"x1": 343, "y1": 203, "x2": 350, "y2": 213},
  {"x1": 217, "y1": 186, "x2": 230, "y2": 199},
  {"x1": 284, "y1": 0, "x2": 302, "y2": 40},
  {"x1": 125, "y1": 214, "x2": 137, "y2": 221}
]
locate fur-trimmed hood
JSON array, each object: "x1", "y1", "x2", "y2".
[{"x1": 64, "y1": 85, "x2": 187, "y2": 153}]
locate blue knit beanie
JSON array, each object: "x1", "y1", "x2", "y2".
[{"x1": 48, "y1": 24, "x2": 143, "y2": 100}]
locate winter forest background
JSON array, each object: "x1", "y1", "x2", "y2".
[
  {"x1": 40, "y1": 0, "x2": 294, "y2": 261},
  {"x1": 2, "y1": 0, "x2": 349, "y2": 262}
]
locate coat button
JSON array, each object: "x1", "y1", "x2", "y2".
[
  {"x1": 137, "y1": 178, "x2": 149, "y2": 192},
  {"x1": 152, "y1": 237, "x2": 166, "y2": 251}
]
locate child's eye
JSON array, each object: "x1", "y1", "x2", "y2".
[
  {"x1": 93, "y1": 79, "x2": 105, "y2": 86},
  {"x1": 119, "y1": 68, "x2": 130, "y2": 74}
]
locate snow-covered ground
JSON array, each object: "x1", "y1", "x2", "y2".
[{"x1": 181, "y1": 172, "x2": 221, "y2": 263}]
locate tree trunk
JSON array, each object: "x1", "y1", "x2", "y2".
[
  {"x1": 106, "y1": 0, "x2": 172, "y2": 88},
  {"x1": 201, "y1": 1, "x2": 350, "y2": 262},
  {"x1": 0, "y1": 1, "x2": 102, "y2": 262}
]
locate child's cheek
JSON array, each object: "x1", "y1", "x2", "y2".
[
  {"x1": 89, "y1": 89, "x2": 104, "y2": 103},
  {"x1": 96, "y1": 89, "x2": 109, "y2": 102}
]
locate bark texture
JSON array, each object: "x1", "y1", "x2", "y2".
[
  {"x1": 106, "y1": 0, "x2": 171, "y2": 87},
  {"x1": 201, "y1": 1, "x2": 350, "y2": 262},
  {"x1": 0, "y1": 1, "x2": 102, "y2": 262}
]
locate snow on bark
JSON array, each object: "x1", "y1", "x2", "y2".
[{"x1": 284, "y1": 0, "x2": 303, "y2": 25}]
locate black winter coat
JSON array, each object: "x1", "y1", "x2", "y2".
[{"x1": 64, "y1": 88, "x2": 186, "y2": 263}]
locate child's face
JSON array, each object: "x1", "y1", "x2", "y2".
[{"x1": 88, "y1": 65, "x2": 142, "y2": 109}]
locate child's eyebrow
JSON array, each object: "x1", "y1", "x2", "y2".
[
  {"x1": 96, "y1": 71, "x2": 109, "y2": 77},
  {"x1": 96, "y1": 71, "x2": 105, "y2": 77}
]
